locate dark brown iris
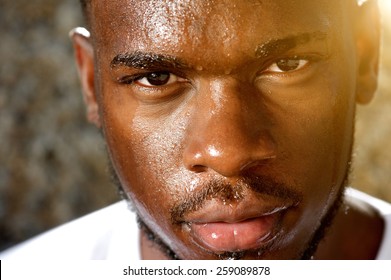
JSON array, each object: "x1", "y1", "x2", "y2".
[
  {"x1": 143, "y1": 72, "x2": 170, "y2": 86},
  {"x1": 276, "y1": 59, "x2": 301, "y2": 72}
]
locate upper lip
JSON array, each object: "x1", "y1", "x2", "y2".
[{"x1": 182, "y1": 198, "x2": 294, "y2": 224}]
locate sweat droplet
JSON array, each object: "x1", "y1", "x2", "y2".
[{"x1": 344, "y1": 205, "x2": 350, "y2": 215}]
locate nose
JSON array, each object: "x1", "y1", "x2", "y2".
[{"x1": 183, "y1": 79, "x2": 276, "y2": 177}]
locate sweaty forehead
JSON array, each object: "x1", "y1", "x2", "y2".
[{"x1": 90, "y1": 0, "x2": 346, "y2": 65}]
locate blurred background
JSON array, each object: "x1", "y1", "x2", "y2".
[{"x1": 0, "y1": 0, "x2": 390, "y2": 251}]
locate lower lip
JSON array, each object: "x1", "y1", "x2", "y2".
[{"x1": 188, "y1": 214, "x2": 280, "y2": 253}]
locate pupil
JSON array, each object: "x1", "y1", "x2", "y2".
[
  {"x1": 276, "y1": 59, "x2": 300, "y2": 72},
  {"x1": 147, "y1": 72, "x2": 170, "y2": 85}
]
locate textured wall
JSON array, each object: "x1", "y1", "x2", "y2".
[
  {"x1": 0, "y1": 0, "x2": 391, "y2": 251},
  {"x1": 0, "y1": 0, "x2": 118, "y2": 250}
]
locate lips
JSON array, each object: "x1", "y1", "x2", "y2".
[
  {"x1": 189, "y1": 214, "x2": 281, "y2": 253},
  {"x1": 182, "y1": 201, "x2": 288, "y2": 253}
]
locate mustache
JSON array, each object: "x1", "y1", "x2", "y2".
[{"x1": 170, "y1": 175, "x2": 303, "y2": 223}]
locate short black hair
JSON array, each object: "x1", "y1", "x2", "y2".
[
  {"x1": 79, "y1": 0, "x2": 88, "y2": 10},
  {"x1": 79, "y1": 0, "x2": 89, "y2": 19}
]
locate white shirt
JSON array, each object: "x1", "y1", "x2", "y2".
[{"x1": 1, "y1": 188, "x2": 390, "y2": 260}]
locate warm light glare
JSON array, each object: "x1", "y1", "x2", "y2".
[{"x1": 381, "y1": 0, "x2": 391, "y2": 17}]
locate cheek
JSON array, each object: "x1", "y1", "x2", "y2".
[
  {"x1": 131, "y1": 111, "x2": 189, "y2": 197},
  {"x1": 286, "y1": 72, "x2": 356, "y2": 214},
  {"x1": 101, "y1": 91, "x2": 194, "y2": 218},
  {"x1": 124, "y1": 109, "x2": 205, "y2": 254},
  {"x1": 265, "y1": 55, "x2": 356, "y2": 187},
  {"x1": 281, "y1": 94, "x2": 354, "y2": 182}
]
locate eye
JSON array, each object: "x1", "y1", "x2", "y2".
[
  {"x1": 135, "y1": 71, "x2": 182, "y2": 87},
  {"x1": 266, "y1": 57, "x2": 309, "y2": 73}
]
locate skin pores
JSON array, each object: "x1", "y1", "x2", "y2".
[{"x1": 87, "y1": 0, "x2": 359, "y2": 259}]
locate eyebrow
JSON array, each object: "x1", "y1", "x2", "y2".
[
  {"x1": 111, "y1": 51, "x2": 189, "y2": 70},
  {"x1": 111, "y1": 32, "x2": 328, "y2": 71},
  {"x1": 255, "y1": 31, "x2": 328, "y2": 58}
]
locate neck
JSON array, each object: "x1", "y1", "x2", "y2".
[{"x1": 314, "y1": 196, "x2": 384, "y2": 259}]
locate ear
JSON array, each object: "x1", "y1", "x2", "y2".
[
  {"x1": 70, "y1": 27, "x2": 101, "y2": 127},
  {"x1": 355, "y1": 0, "x2": 380, "y2": 105}
]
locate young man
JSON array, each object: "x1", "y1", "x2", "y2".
[{"x1": 1, "y1": 0, "x2": 390, "y2": 260}]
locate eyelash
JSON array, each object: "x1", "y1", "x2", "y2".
[
  {"x1": 118, "y1": 71, "x2": 186, "y2": 88},
  {"x1": 262, "y1": 55, "x2": 317, "y2": 75},
  {"x1": 117, "y1": 74, "x2": 145, "y2": 85},
  {"x1": 117, "y1": 55, "x2": 321, "y2": 87}
]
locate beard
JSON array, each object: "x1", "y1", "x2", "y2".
[
  {"x1": 107, "y1": 157, "x2": 351, "y2": 260},
  {"x1": 299, "y1": 183, "x2": 345, "y2": 260}
]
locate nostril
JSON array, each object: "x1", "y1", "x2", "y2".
[{"x1": 189, "y1": 164, "x2": 207, "y2": 173}]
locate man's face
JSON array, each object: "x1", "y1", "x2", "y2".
[{"x1": 88, "y1": 0, "x2": 360, "y2": 259}]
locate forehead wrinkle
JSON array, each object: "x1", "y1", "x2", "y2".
[
  {"x1": 96, "y1": 1, "x2": 346, "y2": 74},
  {"x1": 255, "y1": 31, "x2": 328, "y2": 58}
]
